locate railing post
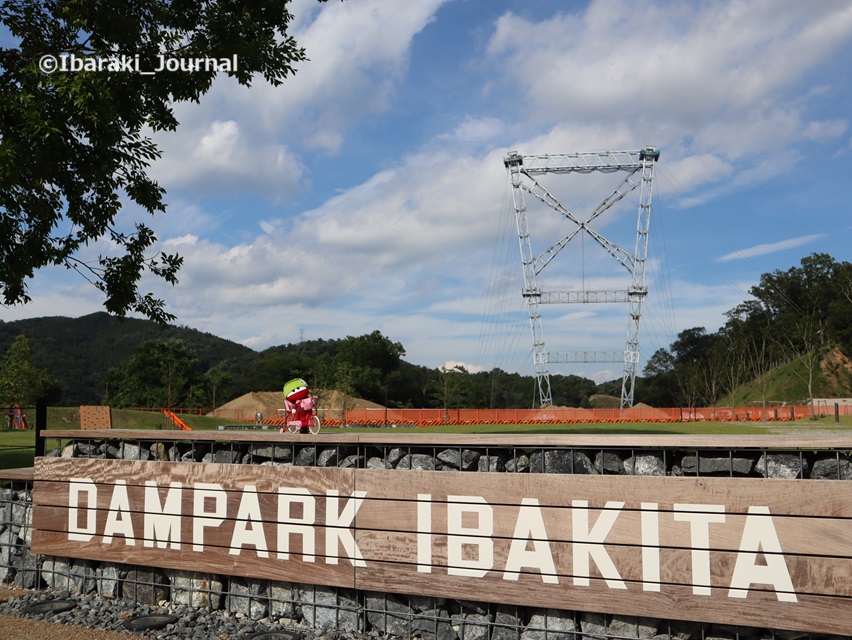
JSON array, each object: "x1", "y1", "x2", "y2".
[{"x1": 35, "y1": 398, "x2": 47, "y2": 458}]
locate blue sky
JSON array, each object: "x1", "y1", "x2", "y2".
[{"x1": 5, "y1": 0, "x2": 852, "y2": 384}]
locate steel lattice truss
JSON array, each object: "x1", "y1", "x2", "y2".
[{"x1": 504, "y1": 147, "x2": 659, "y2": 408}]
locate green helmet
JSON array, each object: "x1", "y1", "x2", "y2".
[{"x1": 283, "y1": 377, "x2": 309, "y2": 401}]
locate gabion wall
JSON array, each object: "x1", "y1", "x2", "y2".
[{"x1": 1, "y1": 435, "x2": 850, "y2": 640}]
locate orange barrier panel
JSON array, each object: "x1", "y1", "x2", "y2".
[{"x1": 9, "y1": 404, "x2": 27, "y2": 430}]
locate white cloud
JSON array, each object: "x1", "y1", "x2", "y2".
[
  {"x1": 717, "y1": 235, "x2": 826, "y2": 263},
  {"x1": 151, "y1": 119, "x2": 304, "y2": 198},
  {"x1": 9, "y1": 0, "x2": 852, "y2": 389},
  {"x1": 148, "y1": 1, "x2": 448, "y2": 195},
  {"x1": 441, "y1": 361, "x2": 486, "y2": 374}
]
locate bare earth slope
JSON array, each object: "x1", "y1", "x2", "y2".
[{"x1": 210, "y1": 389, "x2": 384, "y2": 420}]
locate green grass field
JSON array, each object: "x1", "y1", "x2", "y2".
[{"x1": 1, "y1": 408, "x2": 850, "y2": 471}]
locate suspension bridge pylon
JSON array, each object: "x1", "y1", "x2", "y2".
[{"x1": 503, "y1": 146, "x2": 660, "y2": 408}]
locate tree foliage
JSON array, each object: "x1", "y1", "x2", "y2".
[
  {"x1": 105, "y1": 338, "x2": 201, "y2": 408},
  {"x1": 0, "y1": 334, "x2": 61, "y2": 405},
  {"x1": 0, "y1": 0, "x2": 316, "y2": 321},
  {"x1": 641, "y1": 253, "x2": 852, "y2": 406}
]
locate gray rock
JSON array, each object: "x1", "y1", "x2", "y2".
[
  {"x1": 680, "y1": 455, "x2": 754, "y2": 476},
  {"x1": 0, "y1": 528, "x2": 20, "y2": 583},
  {"x1": 385, "y1": 447, "x2": 407, "y2": 467},
  {"x1": 624, "y1": 454, "x2": 666, "y2": 476},
  {"x1": 810, "y1": 456, "x2": 852, "y2": 479},
  {"x1": 299, "y1": 585, "x2": 362, "y2": 631},
  {"x1": 411, "y1": 608, "x2": 457, "y2": 640},
  {"x1": 96, "y1": 563, "x2": 121, "y2": 598},
  {"x1": 340, "y1": 453, "x2": 365, "y2": 468},
  {"x1": 453, "y1": 613, "x2": 491, "y2": 640},
  {"x1": 366, "y1": 592, "x2": 412, "y2": 637},
  {"x1": 523, "y1": 609, "x2": 577, "y2": 640},
  {"x1": 317, "y1": 448, "x2": 339, "y2": 467},
  {"x1": 246, "y1": 443, "x2": 294, "y2": 462},
  {"x1": 579, "y1": 612, "x2": 607, "y2": 640},
  {"x1": 608, "y1": 615, "x2": 660, "y2": 639},
  {"x1": 367, "y1": 456, "x2": 393, "y2": 469},
  {"x1": 207, "y1": 446, "x2": 242, "y2": 464},
  {"x1": 594, "y1": 452, "x2": 624, "y2": 474},
  {"x1": 227, "y1": 577, "x2": 269, "y2": 620},
  {"x1": 269, "y1": 581, "x2": 297, "y2": 619},
  {"x1": 506, "y1": 455, "x2": 529, "y2": 473},
  {"x1": 438, "y1": 449, "x2": 481, "y2": 471},
  {"x1": 75, "y1": 441, "x2": 102, "y2": 457},
  {"x1": 11, "y1": 549, "x2": 40, "y2": 589},
  {"x1": 120, "y1": 567, "x2": 169, "y2": 604},
  {"x1": 150, "y1": 442, "x2": 169, "y2": 461},
  {"x1": 114, "y1": 442, "x2": 151, "y2": 461},
  {"x1": 668, "y1": 619, "x2": 703, "y2": 639},
  {"x1": 492, "y1": 604, "x2": 524, "y2": 640},
  {"x1": 478, "y1": 455, "x2": 507, "y2": 472},
  {"x1": 180, "y1": 443, "x2": 211, "y2": 462},
  {"x1": 755, "y1": 453, "x2": 807, "y2": 479},
  {"x1": 41, "y1": 556, "x2": 73, "y2": 590},
  {"x1": 397, "y1": 454, "x2": 436, "y2": 470},
  {"x1": 530, "y1": 450, "x2": 596, "y2": 474},
  {"x1": 294, "y1": 447, "x2": 317, "y2": 466},
  {"x1": 170, "y1": 569, "x2": 223, "y2": 609},
  {"x1": 67, "y1": 558, "x2": 98, "y2": 594}
]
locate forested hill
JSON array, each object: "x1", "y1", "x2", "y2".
[
  {"x1": 0, "y1": 312, "x2": 253, "y2": 405},
  {"x1": 0, "y1": 313, "x2": 599, "y2": 409},
  {"x1": 3, "y1": 252, "x2": 850, "y2": 409}
]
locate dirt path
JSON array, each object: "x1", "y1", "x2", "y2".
[{"x1": 0, "y1": 589, "x2": 146, "y2": 640}]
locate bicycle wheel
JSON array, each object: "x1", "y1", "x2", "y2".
[
  {"x1": 286, "y1": 418, "x2": 300, "y2": 433},
  {"x1": 309, "y1": 415, "x2": 321, "y2": 434}
]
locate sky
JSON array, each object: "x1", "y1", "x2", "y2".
[{"x1": 4, "y1": 0, "x2": 852, "y2": 384}]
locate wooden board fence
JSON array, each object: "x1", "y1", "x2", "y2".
[{"x1": 31, "y1": 457, "x2": 852, "y2": 635}]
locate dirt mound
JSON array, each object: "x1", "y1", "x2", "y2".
[
  {"x1": 820, "y1": 347, "x2": 852, "y2": 394},
  {"x1": 589, "y1": 394, "x2": 620, "y2": 409},
  {"x1": 210, "y1": 389, "x2": 383, "y2": 420}
]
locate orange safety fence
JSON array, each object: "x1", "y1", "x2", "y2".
[
  {"x1": 204, "y1": 404, "x2": 845, "y2": 428},
  {"x1": 129, "y1": 403, "x2": 850, "y2": 428},
  {"x1": 324, "y1": 405, "x2": 835, "y2": 427}
]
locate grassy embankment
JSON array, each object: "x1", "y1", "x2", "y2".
[{"x1": 0, "y1": 407, "x2": 850, "y2": 471}]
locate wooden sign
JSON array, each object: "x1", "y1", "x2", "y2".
[{"x1": 31, "y1": 458, "x2": 852, "y2": 635}]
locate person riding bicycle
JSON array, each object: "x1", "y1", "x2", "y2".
[{"x1": 282, "y1": 377, "x2": 316, "y2": 433}]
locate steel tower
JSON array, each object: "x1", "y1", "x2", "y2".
[{"x1": 503, "y1": 147, "x2": 659, "y2": 408}]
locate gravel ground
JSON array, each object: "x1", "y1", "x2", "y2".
[
  {"x1": 0, "y1": 588, "x2": 336, "y2": 640},
  {"x1": 0, "y1": 588, "x2": 144, "y2": 640}
]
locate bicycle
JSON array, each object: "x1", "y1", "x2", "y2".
[{"x1": 282, "y1": 395, "x2": 321, "y2": 434}]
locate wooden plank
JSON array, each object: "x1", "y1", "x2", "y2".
[
  {"x1": 353, "y1": 470, "x2": 852, "y2": 517},
  {"x1": 32, "y1": 458, "x2": 359, "y2": 588},
  {"x1": 0, "y1": 467, "x2": 34, "y2": 482},
  {"x1": 354, "y1": 529, "x2": 852, "y2": 595},
  {"x1": 355, "y1": 499, "x2": 852, "y2": 558},
  {"x1": 355, "y1": 563, "x2": 852, "y2": 636},
  {"x1": 40, "y1": 429, "x2": 852, "y2": 448}
]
